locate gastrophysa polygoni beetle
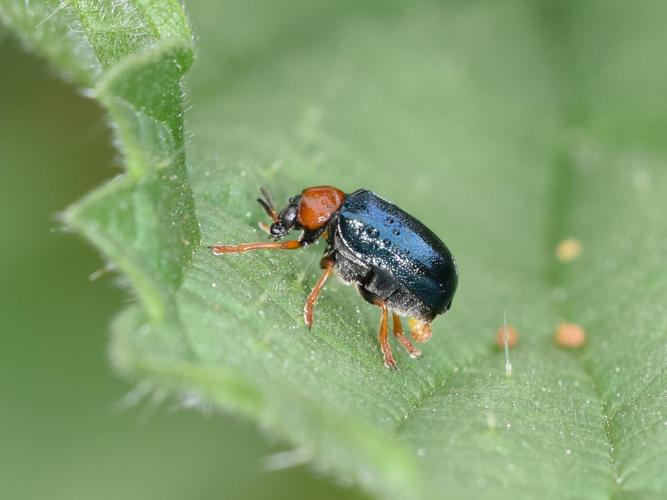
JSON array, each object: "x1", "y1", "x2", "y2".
[{"x1": 210, "y1": 186, "x2": 458, "y2": 368}]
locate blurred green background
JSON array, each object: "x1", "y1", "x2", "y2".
[{"x1": 0, "y1": 32, "x2": 366, "y2": 500}]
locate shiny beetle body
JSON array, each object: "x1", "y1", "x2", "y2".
[
  {"x1": 332, "y1": 189, "x2": 457, "y2": 321},
  {"x1": 211, "y1": 186, "x2": 458, "y2": 368}
]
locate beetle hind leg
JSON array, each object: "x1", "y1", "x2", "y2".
[
  {"x1": 372, "y1": 297, "x2": 397, "y2": 369},
  {"x1": 393, "y1": 314, "x2": 422, "y2": 359}
]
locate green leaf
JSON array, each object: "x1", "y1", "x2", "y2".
[
  {"x1": 3, "y1": 1, "x2": 666, "y2": 499},
  {"x1": 1, "y1": 0, "x2": 199, "y2": 321}
]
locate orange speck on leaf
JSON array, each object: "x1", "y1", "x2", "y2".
[
  {"x1": 556, "y1": 238, "x2": 583, "y2": 262},
  {"x1": 555, "y1": 322, "x2": 586, "y2": 348},
  {"x1": 496, "y1": 325, "x2": 519, "y2": 349}
]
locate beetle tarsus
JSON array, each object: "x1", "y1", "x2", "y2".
[{"x1": 303, "y1": 302, "x2": 314, "y2": 330}]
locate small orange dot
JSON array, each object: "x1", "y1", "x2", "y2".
[
  {"x1": 556, "y1": 238, "x2": 582, "y2": 262},
  {"x1": 555, "y1": 322, "x2": 586, "y2": 348},
  {"x1": 496, "y1": 325, "x2": 519, "y2": 349}
]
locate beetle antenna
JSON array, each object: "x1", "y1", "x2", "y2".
[
  {"x1": 260, "y1": 187, "x2": 275, "y2": 208},
  {"x1": 257, "y1": 187, "x2": 280, "y2": 222}
]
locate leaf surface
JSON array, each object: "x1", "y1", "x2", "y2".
[{"x1": 2, "y1": 1, "x2": 665, "y2": 499}]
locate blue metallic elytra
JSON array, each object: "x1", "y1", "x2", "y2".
[
  {"x1": 335, "y1": 189, "x2": 457, "y2": 318},
  {"x1": 210, "y1": 186, "x2": 458, "y2": 368}
]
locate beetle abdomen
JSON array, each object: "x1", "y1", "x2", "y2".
[{"x1": 335, "y1": 190, "x2": 457, "y2": 317}]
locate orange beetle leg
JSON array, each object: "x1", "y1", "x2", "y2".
[
  {"x1": 303, "y1": 258, "x2": 335, "y2": 330},
  {"x1": 373, "y1": 298, "x2": 397, "y2": 369},
  {"x1": 210, "y1": 239, "x2": 302, "y2": 255},
  {"x1": 393, "y1": 313, "x2": 422, "y2": 359}
]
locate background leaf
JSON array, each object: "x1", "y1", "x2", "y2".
[
  {"x1": 0, "y1": 32, "x2": 362, "y2": 500},
  {"x1": 1, "y1": 0, "x2": 200, "y2": 322},
  {"x1": 2, "y1": 1, "x2": 665, "y2": 499}
]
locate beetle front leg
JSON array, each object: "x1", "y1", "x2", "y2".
[
  {"x1": 304, "y1": 257, "x2": 335, "y2": 330},
  {"x1": 392, "y1": 314, "x2": 422, "y2": 359},
  {"x1": 210, "y1": 239, "x2": 303, "y2": 254}
]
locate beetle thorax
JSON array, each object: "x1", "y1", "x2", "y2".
[{"x1": 297, "y1": 186, "x2": 345, "y2": 230}]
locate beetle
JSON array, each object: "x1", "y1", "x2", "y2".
[{"x1": 210, "y1": 186, "x2": 458, "y2": 368}]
